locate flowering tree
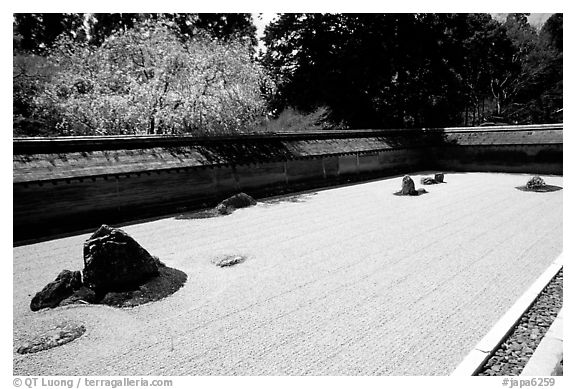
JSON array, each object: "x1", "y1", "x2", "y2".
[{"x1": 16, "y1": 20, "x2": 272, "y2": 136}]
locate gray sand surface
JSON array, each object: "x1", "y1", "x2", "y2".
[{"x1": 13, "y1": 172, "x2": 563, "y2": 375}]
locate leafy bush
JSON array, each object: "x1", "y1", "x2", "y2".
[
  {"x1": 14, "y1": 20, "x2": 272, "y2": 136},
  {"x1": 254, "y1": 106, "x2": 346, "y2": 133}
]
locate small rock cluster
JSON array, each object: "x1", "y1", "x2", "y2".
[
  {"x1": 526, "y1": 176, "x2": 546, "y2": 190},
  {"x1": 516, "y1": 176, "x2": 562, "y2": 193},
  {"x1": 421, "y1": 173, "x2": 445, "y2": 185},
  {"x1": 30, "y1": 224, "x2": 186, "y2": 311},
  {"x1": 177, "y1": 192, "x2": 257, "y2": 219},
  {"x1": 477, "y1": 270, "x2": 563, "y2": 376},
  {"x1": 216, "y1": 192, "x2": 257, "y2": 215}
]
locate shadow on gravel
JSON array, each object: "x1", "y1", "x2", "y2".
[
  {"x1": 515, "y1": 185, "x2": 563, "y2": 193},
  {"x1": 175, "y1": 209, "x2": 222, "y2": 220},
  {"x1": 98, "y1": 266, "x2": 187, "y2": 308},
  {"x1": 17, "y1": 266, "x2": 187, "y2": 353},
  {"x1": 261, "y1": 192, "x2": 318, "y2": 206},
  {"x1": 393, "y1": 189, "x2": 428, "y2": 196}
]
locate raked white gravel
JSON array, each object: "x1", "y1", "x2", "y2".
[{"x1": 13, "y1": 172, "x2": 563, "y2": 375}]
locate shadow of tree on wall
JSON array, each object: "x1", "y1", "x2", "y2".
[
  {"x1": 373, "y1": 128, "x2": 460, "y2": 149},
  {"x1": 164, "y1": 129, "x2": 461, "y2": 167},
  {"x1": 191, "y1": 140, "x2": 294, "y2": 165}
]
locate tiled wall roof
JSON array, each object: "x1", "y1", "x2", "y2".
[{"x1": 13, "y1": 126, "x2": 562, "y2": 183}]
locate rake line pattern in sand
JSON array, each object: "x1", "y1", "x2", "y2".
[{"x1": 13, "y1": 172, "x2": 562, "y2": 375}]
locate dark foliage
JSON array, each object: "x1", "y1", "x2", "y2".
[
  {"x1": 261, "y1": 13, "x2": 563, "y2": 128},
  {"x1": 13, "y1": 13, "x2": 563, "y2": 136}
]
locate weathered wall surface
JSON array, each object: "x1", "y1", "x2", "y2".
[{"x1": 13, "y1": 125, "x2": 562, "y2": 242}]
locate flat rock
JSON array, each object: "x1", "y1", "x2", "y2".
[
  {"x1": 212, "y1": 255, "x2": 246, "y2": 267},
  {"x1": 17, "y1": 322, "x2": 86, "y2": 354}
]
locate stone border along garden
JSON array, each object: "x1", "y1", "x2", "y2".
[{"x1": 477, "y1": 269, "x2": 563, "y2": 376}]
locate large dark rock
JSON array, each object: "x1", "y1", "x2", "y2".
[
  {"x1": 216, "y1": 193, "x2": 257, "y2": 215},
  {"x1": 30, "y1": 270, "x2": 82, "y2": 311},
  {"x1": 434, "y1": 173, "x2": 445, "y2": 183},
  {"x1": 399, "y1": 175, "x2": 417, "y2": 195},
  {"x1": 82, "y1": 225, "x2": 159, "y2": 292}
]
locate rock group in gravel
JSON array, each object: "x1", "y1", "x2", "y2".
[
  {"x1": 478, "y1": 270, "x2": 563, "y2": 376},
  {"x1": 216, "y1": 192, "x2": 257, "y2": 215},
  {"x1": 421, "y1": 173, "x2": 445, "y2": 185},
  {"x1": 30, "y1": 225, "x2": 187, "y2": 311},
  {"x1": 176, "y1": 192, "x2": 258, "y2": 219},
  {"x1": 526, "y1": 176, "x2": 546, "y2": 189},
  {"x1": 516, "y1": 176, "x2": 563, "y2": 193},
  {"x1": 395, "y1": 175, "x2": 427, "y2": 196},
  {"x1": 17, "y1": 322, "x2": 86, "y2": 354}
]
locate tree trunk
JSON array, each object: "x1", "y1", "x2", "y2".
[
  {"x1": 149, "y1": 116, "x2": 155, "y2": 135},
  {"x1": 477, "y1": 104, "x2": 481, "y2": 124}
]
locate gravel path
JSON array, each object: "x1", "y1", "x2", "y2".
[{"x1": 13, "y1": 172, "x2": 563, "y2": 376}]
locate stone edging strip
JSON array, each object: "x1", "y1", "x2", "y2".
[
  {"x1": 451, "y1": 254, "x2": 564, "y2": 376},
  {"x1": 520, "y1": 308, "x2": 563, "y2": 376}
]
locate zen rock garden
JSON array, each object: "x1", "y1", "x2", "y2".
[
  {"x1": 30, "y1": 224, "x2": 187, "y2": 312},
  {"x1": 29, "y1": 192, "x2": 258, "y2": 312},
  {"x1": 394, "y1": 174, "x2": 563, "y2": 197}
]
